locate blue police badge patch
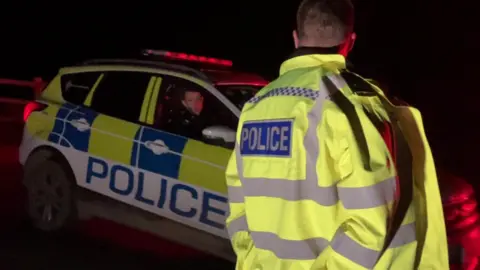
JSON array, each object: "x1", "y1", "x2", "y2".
[{"x1": 240, "y1": 119, "x2": 293, "y2": 157}]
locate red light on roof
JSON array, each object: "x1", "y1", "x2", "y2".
[
  {"x1": 215, "y1": 81, "x2": 268, "y2": 87},
  {"x1": 144, "y1": 49, "x2": 232, "y2": 67}
]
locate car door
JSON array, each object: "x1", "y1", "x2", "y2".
[
  {"x1": 79, "y1": 71, "x2": 155, "y2": 206},
  {"x1": 48, "y1": 71, "x2": 105, "y2": 177},
  {"x1": 137, "y1": 74, "x2": 235, "y2": 238}
]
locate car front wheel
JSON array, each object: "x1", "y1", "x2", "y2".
[{"x1": 24, "y1": 159, "x2": 76, "y2": 232}]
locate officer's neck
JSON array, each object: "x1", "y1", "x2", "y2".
[{"x1": 290, "y1": 46, "x2": 340, "y2": 58}]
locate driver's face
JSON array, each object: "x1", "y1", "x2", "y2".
[{"x1": 182, "y1": 91, "x2": 204, "y2": 115}]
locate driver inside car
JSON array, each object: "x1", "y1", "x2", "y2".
[
  {"x1": 164, "y1": 89, "x2": 206, "y2": 140},
  {"x1": 182, "y1": 89, "x2": 204, "y2": 116}
]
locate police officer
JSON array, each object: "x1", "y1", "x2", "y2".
[
  {"x1": 225, "y1": 0, "x2": 449, "y2": 269},
  {"x1": 164, "y1": 89, "x2": 206, "y2": 140}
]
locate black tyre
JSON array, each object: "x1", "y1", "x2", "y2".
[{"x1": 24, "y1": 158, "x2": 77, "y2": 232}]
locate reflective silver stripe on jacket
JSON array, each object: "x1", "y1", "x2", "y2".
[
  {"x1": 229, "y1": 173, "x2": 396, "y2": 209},
  {"x1": 227, "y1": 74, "x2": 416, "y2": 267},
  {"x1": 228, "y1": 216, "x2": 416, "y2": 269}
]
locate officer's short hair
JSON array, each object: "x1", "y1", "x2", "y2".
[{"x1": 296, "y1": 0, "x2": 354, "y2": 47}]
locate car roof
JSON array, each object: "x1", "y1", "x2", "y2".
[
  {"x1": 79, "y1": 59, "x2": 210, "y2": 81},
  {"x1": 76, "y1": 58, "x2": 268, "y2": 87},
  {"x1": 201, "y1": 69, "x2": 268, "y2": 87}
]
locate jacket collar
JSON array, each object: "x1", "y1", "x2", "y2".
[{"x1": 280, "y1": 47, "x2": 346, "y2": 75}]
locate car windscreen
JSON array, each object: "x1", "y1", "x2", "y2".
[{"x1": 216, "y1": 85, "x2": 263, "y2": 110}]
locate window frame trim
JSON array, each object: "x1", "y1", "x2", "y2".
[{"x1": 84, "y1": 73, "x2": 105, "y2": 107}]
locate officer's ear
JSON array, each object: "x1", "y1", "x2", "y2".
[{"x1": 293, "y1": 30, "x2": 299, "y2": 49}]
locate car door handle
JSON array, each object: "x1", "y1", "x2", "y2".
[
  {"x1": 70, "y1": 118, "x2": 90, "y2": 132},
  {"x1": 145, "y1": 140, "x2": 169, "y2": 155}
]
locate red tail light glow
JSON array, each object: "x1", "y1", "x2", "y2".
[
  {"x1": 143, "y1": 49, "x2": 233, "y2": 67},
  {"x1": 23, "y1": 101, "x2": 46, "y2": 122}
]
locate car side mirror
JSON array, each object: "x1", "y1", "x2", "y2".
[{"x1": 202, "y1": 126, "x2": 236, "y2": 148}]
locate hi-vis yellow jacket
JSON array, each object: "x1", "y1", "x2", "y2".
[{"x1": 225, "y1": 50, "x2": 448, "y2": 269}]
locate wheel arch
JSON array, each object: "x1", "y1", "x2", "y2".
[{"x1": 23, "y1": 145, "x2": 76, "y2": 186}]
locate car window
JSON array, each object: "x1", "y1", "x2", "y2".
[
  {"x1": 89, "y1": 71, "x2": 151, "y2": 123},
  {"x1": 216, "y1": 85, "x2": 262, "y2": 109},
  {"x1": 61, "y1": 72, "x2": 102, "y2": 105},
  {"x1": 152, "y1": 76, "x2": 237, "y2": 142}
]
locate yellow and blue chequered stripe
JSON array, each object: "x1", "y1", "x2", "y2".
[
  {"x1": 131, "y1": 127, "x2": 187, "y2": 180},
  {"x1": 46, "y1": 102, "x2": 185, "y2": 180},
  {"x1": 48, "y1": 103, "x2": 98, "y2": 152},
  {"x1": 45, "y1": 103, "x2": 229, "y2": 195}
]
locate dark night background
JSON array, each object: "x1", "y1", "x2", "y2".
[
  {"x1": 0, "y1": 0, "x2": 478, "y2": 207},
  {"x1": 0, "y1": 1, "x2": 478, "y2": 268}
]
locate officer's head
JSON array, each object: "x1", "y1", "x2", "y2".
[
  {"x1": 181, "y1": 90, "x2": 204, "y2": 116},
  {"x1": 294, "y1": 0, "x2": 356, "y2": 57}
]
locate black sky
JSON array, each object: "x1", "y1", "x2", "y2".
[{"x1": 1, "y1": 1, "x2": 478, "y2": 179}]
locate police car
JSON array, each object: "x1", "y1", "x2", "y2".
[{"x1": 19, "y1": 50, "x2": 268, "y2": 260}]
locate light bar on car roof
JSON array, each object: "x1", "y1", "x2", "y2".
[{"x1": 143, "y1": 49, "x2": 233, "y2": 67}]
